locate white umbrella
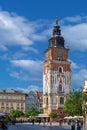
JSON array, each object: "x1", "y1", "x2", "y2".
[{"x1": 0, "y1": 112, "x2": 5, "y2": 116}]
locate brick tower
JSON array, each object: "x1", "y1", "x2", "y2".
[{"x1": 43, "y1": 17, "x2": 71, "y2": 119}]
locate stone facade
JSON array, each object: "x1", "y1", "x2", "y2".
[
  {"x1": 36, "y1": 91, "x2": 43, "y2": 110},
  {"x1": 26, "y1": 91, "x2": 39, "y2": 112},
  {"x1": 82, "y1": 79, "x2": 87, "y2": 92},
  {"x1": 43, "y1": 17, "x2": 71, "y2": 119},
  {"x1": 0, "y1": 89, "x2": 26, "y2": 113}
]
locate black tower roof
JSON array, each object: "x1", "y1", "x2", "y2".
[{"x1": 49, "y1": 17, "x2": 65, "y2": 48}]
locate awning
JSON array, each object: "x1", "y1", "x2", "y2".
[
  {"x1": 37, "y1": 114, "x2": 49, "y2": 117},
  {"x1": 64, "y1": 116, "x2": 83, "y2": 119}
]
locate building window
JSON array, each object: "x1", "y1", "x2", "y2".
[
  {"x1": 59, "y1": 84, "x2": 62, "y2": 92},
  {"x1": 10, "y1": 97, "x2": 13, "y2": 100},
  {"x1": 60, "y1": 97, "x2": 64, "y2": 104},
  {"x1": 21, "y1": 103, "x2": 23, "y2": 107},
  {"x1": 6, "y1": 96, "x2": 8, "y2": 99},
  {"x1": 46, "y1": 97, "x2": 48, "y2": 105},
  {"x1": 58, "y1": 57, "x2": 62, "y2": 61},
  {"x1": 6, "y1": 103, "x2": 8, "y2": 106},
  {"x1": 17, "y1": 97, "x2": 20, "y2": 100},
  {"x1": 17, "y1": 103, "x2": 19, "y2": 106},
  {"x1": 2, "y1": 102, "x2": 4, "y2": 106},
  {"x1": 44, "y1": 98, "x2": 45, "y2": 104},
  {"x1": 21, "y1": 97, "x2": 23, "y2": 100},
  {"x1": 10, "y1": 103, "x2": 13, "y2": 106},
  {"x1": 2, "y1": 96, "x2": 4, "y2": 99},
  {"x1": 59, "y1": 67, "x2": 62, "y2": 73}
]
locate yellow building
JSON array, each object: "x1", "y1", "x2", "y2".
[{"x1": 0, "y1": 89, "x2": 26, "y2": 113}]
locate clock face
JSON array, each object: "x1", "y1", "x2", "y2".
[{"x1": 58, "y1": 50, "x2": 62, "y2": 57}]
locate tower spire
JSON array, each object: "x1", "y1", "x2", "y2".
[
  {"x1": 49, "y1": 17, "x2": 65, "y2": 48},
  {"x1": 56, "y1": 16, "x2": 58, "y2": 25}
]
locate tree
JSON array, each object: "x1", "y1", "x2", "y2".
[
  {"x1": 8, "y1": 110, "x2": 24, "y2": 118},
  {"x1": 49, "y1": 112, "x2": 57, "y2": 119},
  {"x1": 39, "y1": 108, "x2": 43, "y2": 114},
  {"x1": 63, "y1": 90, "x2": 83, "y2": 116},
  {"x1": 27, "y1": 107, "x2": 38, "y2": 117}
]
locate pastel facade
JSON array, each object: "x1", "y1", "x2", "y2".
[{"x1": 0, "y1": 89, "x2": 26, "y2": 113}]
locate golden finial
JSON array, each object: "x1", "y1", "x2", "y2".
[{"x1": 56, "y1": 16, "x2": 58, "y2": 25}]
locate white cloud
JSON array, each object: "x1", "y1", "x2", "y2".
[
  {"x1": 11, "y1": 59, "x2": 42, "y2": 71},
  {"x1": 62, "y1": 24, "x2": 87, "y2": 51},
  {"x1": 0, "y1": 11, "x2": 32, "y2": 46},
  {"x1": 10, "y1": 59, "x2": 43, "y2": 81},
  {"x1": 61, "y1": 16, "x2": 87, "y2": 51},
  {"x1": 60, "y1": 15, "x2": 87, "y2": 24},
  {"x1": 72, "y1": 69, "x2": 87, "y2": 89},
  {"x1": 12, "y1": 85, "x2": 42, "y2": 93},
  {"x1": 0, "y1": 45, "x2": 8, "y2": 51},
  {"x1": 0, "y1": 12, "x2": 87, "y2": 52},
  {"x1": 27, "y1": 85, "x2": 42, "y2": 92},
  {"x1": 69, "y1": 59, "x2": 79, "y2": 69},
  {"x1": 0, "y1": 10, "x2": 51, "y2": 51},
  {"x1": 22, "y1": 46, "x2": 38, "y2": 54}
]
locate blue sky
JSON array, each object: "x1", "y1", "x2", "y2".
[{"x1": 0, "y1": 0, "x2": 87, "y2": 92}]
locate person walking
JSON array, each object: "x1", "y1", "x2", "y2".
[
  {"x1": 32, "y1": 119, "x2": 34, "y2": 125},
  {"x1": 50, "y1": 119, "x2": 52, "y2": 126},
  {"x1": 71, "y1": 120, "x2": 75, "y2": 130},
  {"x1": 77, "y1": 122, "x2": 81, "y2": 130},
  {"x1": 43, "y1": 119, "x2": 45, "y2": 127}
]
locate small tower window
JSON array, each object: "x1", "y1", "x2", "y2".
[
  {"x1": 58, "y1": 57, "x2": 62, "y2": 61},
  {"x1": 59, "y1": 84, "x2": 62, "y2": 92},
  {"x1": 59, "y1": 67, "x2": 62, "y2": 73},
  {"x1": 46, "y1": 97, "x2": 48, "y2": 105},
  {"x1": 60, "y1": 97, "x2": 64, "y2": 104}
]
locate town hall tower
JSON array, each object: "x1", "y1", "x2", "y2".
[{"x1": 43, "y1": 17, "x2": 71, "y2": 118}]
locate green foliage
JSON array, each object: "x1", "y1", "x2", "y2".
[
  {"x1": 24, "y1": 112, "x2": 30, "y2": 117},
  {"x1": 8, "y1": 110, "x2": 24, "y2": 118},
  {"x1": 39, "y1": 108, "x2": 43, "y2": 114},
  {"x1": 27, "y1": 107, "x2": 38, "y2": 117},
  {"x1": 49, "y1": 112, "x2": 57, "y2": 118},
  {"x1": 82, "y1": 91, "x2": 87, "y2": 101},
  {"x1": 63, "y1": 90, "x2": 83, "y2": 116},
  {"x1": 82, "y1": 91, "x2": 87, "y2": 115}
]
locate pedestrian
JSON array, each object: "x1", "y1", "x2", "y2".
[
  {"x1": 59, "y1": 120, "x2": 62, "y2": 126},
  {"x1": 32, "y1": 119, "x2": 34, "y2": 125},
  {"x1": 77, "y1": 123, "x2": 81, "y2": 130},
  {"x1": 38, "y1": 118, "x2": 41, "y2": 125},
  {"x1": 71, "y1": 120, "x2": 75, "y2": 130},
  {"x1": 50, "y1": 119, "x2": 52, "y2": 126},
  {"x1": 43, "y1": 119, "x2": 45, "y2": 126}
]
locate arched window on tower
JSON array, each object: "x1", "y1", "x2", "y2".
[
  {"x1": 46, "y1": 97, "x2": 48, "y2": 105},
  {"x1": 59, "y1": 67, "x2": 63, "y2": 73},
  {"x1": 60, "y1": 97, "x2": 64, "y2": 104},
  {"x1": 59, "y1": 84, "x2": 62, "y2": 92}
]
